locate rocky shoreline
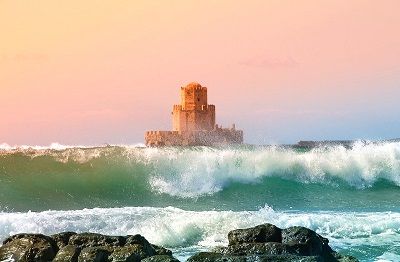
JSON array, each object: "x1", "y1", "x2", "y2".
[{"x1": 0, "y1": 223, "x2": 358, "y2": 262}]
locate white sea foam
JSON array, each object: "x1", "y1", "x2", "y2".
[
  {"x1": 376, "y1": 252, "x2": 400, "y2": 262},
  {"x1": 0, "y1": 142, "x2": 145, "y2": 151},
  {"x1": 0, "y1": 142, "x2": 84, "y2": 151},
  {"x1": 0, "y1": 206, "x2": 399, "y2": 255},
  {"x1": 146, "y1": 142, "x2": 400, "y2": 197}
]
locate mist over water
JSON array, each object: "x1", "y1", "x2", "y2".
[
  {"x1": 1, "y1": 142, "x2": 400, "y2": 261},
  {"x1": 0, "y1": 206, "x2": 399, "y2": 261}
]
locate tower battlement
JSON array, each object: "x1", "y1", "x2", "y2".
[
  {"x1": 145, "y1": 82, "x2": 243, "y2": 146},
  {"x1": 173, "y1": 104, "x2": 182, "y2": 111}
]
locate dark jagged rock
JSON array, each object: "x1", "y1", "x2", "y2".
[
  {"x1": 125, "y1": 235, "x2": 150, "y2": 246},
  {"x1": 187, "y1": 252, "x2": 323, "y2": 262},
  {"x1": 282, "y1": 226, "x2": 330, "y2": 256},
  {"x1": 187, "y1": 252, "x2": 229, "y2": 262},
  {"x1": 0, "y1": 232, "x2": 176, "y2": 262},
  {"x1": 53, "y1": 245, "x2": 81, "y2": 262},
  {"x1": 332, "y1": 252, "x2": 359, "y2": 262},
  {"x1": 215, "y1": 242, "x2": 295, "y2": 256},
  {"x1": 0, "y1": 224, "x2": 359, "y2": 262},
  {"x1": 78, "y1": 246, "x2": 111, "y2": 262},
  {"x1": 2, "y1": 233, "x2": 58, "y2": 249},
  {"x1": 116, "y1": 244, "x2": 153, "y2": 260},
  {"x1": 141, "y1": 255, "x2": 180, "y2": 262},
  {"x1": 0, "y1": 233, "x2": 58, "y2": 261},
  {"x1": 252, "y1": 255, "x2": 322, "y2": 262},
  {"x1": 125, "y1": 234, "x2": 156, "y2": 257},
  {"x1": 108, "y1": 246, "x2": 141, "y2": 262},
  {"x1": 69, "y1": 233, "x2": 126, "y2": 248},
  {"x1": 228, "y1": 223, "x2": 282, "y2": 245},
  {"x1": 52, "y1": 232, "x2": 77, "y2": 249},
  {"x1": 188, "y1": 224, "x2": 359, "y2": 262}
]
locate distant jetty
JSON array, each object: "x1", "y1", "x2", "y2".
[
  {"x1": 293, "y1": 138, "x2": 400, "y2": 149},
  {"x1": 145, "y1": 82, "x2": 243, "y2": 146}
]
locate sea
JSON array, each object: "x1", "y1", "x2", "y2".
[{"x1": 1, "y1": 142, "x2": 400, "y2": 261}]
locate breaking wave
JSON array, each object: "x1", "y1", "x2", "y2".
[
  {"x1": 1, "y1": 142, "x2": 400, "y2": 211},
  {"x1": 2, "y1": 142, "x2": 400, "y2": 261}
]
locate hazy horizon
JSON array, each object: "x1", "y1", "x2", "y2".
[{"x1": 1, "y1": 0, "x2": 400, "y2": 145}]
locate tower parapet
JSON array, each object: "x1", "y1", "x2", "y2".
[{"x1": 145, "y1": 82, "x2": 243, "y2": 146}]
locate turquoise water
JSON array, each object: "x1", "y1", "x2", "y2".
[{"x1": 1, "y1": 143, "x2": 400, "y2": 261}]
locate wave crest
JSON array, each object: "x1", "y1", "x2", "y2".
[
  {"x1": 147, "y1": 142, "x2": 400, "y2": 197},
  {"x1": 1, "y1": 142, "x2": 400, "y2": 206}
]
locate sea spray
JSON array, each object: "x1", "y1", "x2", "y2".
[
  {"x1": 1, "y1": 142, "x2": 400, "y2": 212},
  {"x1": 0, "y1": 206, "x2": 399, "y2": 261},
  {"x1": 1, "y1": 142, "x2": 400, "y2": 261}
]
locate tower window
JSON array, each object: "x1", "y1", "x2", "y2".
[{"x1": 197, "y1": 98, "x2": 200, "y2": 102}]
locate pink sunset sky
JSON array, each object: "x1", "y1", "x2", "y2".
[{"x1": 1, "y1": 0, "x2": 400, "y2": 145}]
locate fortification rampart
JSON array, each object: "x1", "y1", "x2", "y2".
[
  {"x1": 145, "y1": 128, "x2": 243, "y2": 146},
  {"x1": 173, "y1": 105, "x2": 182, "y2": 111}
]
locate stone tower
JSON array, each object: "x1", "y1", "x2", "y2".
[
  {"x1": 172, "y1": 82, "x2": 216, "y2": 132},
  {"x1": 145, "y1": 81, "x2": 243, "y2": 146}
]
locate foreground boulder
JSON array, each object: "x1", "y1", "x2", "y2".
[
  {"x1": 53, "y1": 245, "x2": 81, "y2": 261},
  {"x1": 188, "y1": 223, "x2": 358, "y2": 262},
  {"x1": 0, "y1": 234, "x2": 58, "y2": 261},
  {"x1": 0, "y1": 224, "x2": 359, "y2": 262},
  {"x1": 228, "y1": 223, "x2": 282, "y2": 245},
  {"x1": 0, "y1": 233, "x2": 177, "y2": 262},
  {"x1": 51, "y1": 232, "x2": 77, "y2": 249}
]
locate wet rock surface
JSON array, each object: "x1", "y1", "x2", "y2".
[
  {"x1": 51, "y1": 232, "x2": 77, "y2": 249},
  {"x1": 0, "y1": 233, "x2": 176, "y2": 262},
  {"x1": 0, "y1": 223, "x2": 359, "y2": 262},
  {"x1": 188, "y1": 224, "x2": 359, "y2": 262},
  {"x1": 53, "y1": 245, "x2": 81, "y2": 262},
  {"x1": 228, "y1": 223, "x2": 282, "y2": 245},
  {"x1": 0, "y1": 234, "x2": 58, "y2": 262}
]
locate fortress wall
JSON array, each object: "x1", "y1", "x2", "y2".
[
  {"x1": 193, "y1": 108, "x2": 215, "y2": 131},
  {"x1": 145, "y1": 131, "x2": 184, "y2": 146},
  {"x1": 173, "y1": 105, "x2": 182, "y2": 111},
  {"x1": 208, "y1": 105, "x2": 216, "y2": 129},
  {"x1": 180, "y1": 87, "x2": 186, "y2": 109},
  {"x1": 174, "y1": 108, "x2": 215, "y2": 133},
  {"x1": 145, "y1": 128, "x2": 243, "y2": 146},
  {"x1": 172, "y1": 105, "x2": 182, "y2": 131},
  {"x1": 186, "y1": 129, "x2": 243, "y2": 146}
]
